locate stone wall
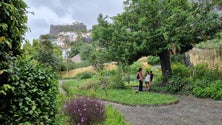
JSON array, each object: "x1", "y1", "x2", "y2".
[{"x1": 187, "y1": 48, "x2": 222, "y2": 70}]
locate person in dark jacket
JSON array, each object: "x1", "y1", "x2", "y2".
[{"x1": 137, "y1": 68, "x2": 143, "y2": 92}]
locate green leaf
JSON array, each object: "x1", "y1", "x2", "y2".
[{"x1": 0, "y1": 36, "x2": 6, "y2": 43}]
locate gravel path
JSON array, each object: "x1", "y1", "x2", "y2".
[
  {"x1": 58, "y1": 80, "x2": 67, "y2": 95},
  {"x1": 58, "y1": 80, "x2": 222, "y2": 125},
  {"x1": 107, "y1": 95, "x2": 222, "y2": 125}
]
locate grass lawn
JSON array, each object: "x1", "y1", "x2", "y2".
[{"x1": 62, "y1": 80, "x2": 178, "y2": 106}]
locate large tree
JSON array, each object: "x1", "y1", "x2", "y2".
[
  {"x1": 92, "y1": 0, "x2": 221, "y2": 84},
  {"x1": 34, "y1": 35, "x2": 63, "y2": 71}
]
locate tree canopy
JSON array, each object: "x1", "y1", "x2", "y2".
[
  {"x1": 32, "y1": 35, "x2": 63, "y2": 72},
  {"x1": 92, "y1": 0, "x2": 221, "y2": 84}
]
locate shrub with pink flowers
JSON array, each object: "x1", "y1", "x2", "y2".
[{"x1": 63, "y1": 96, "x2": 106, "y2": 125}]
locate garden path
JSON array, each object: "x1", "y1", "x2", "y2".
[
  {"x1": 105, "y1": 94, "x2": 222, "y2": 125},
  {"x1": 58, "y1": 80, "x2": 67, "y2": 95},
  {"x1": 58, "y1": 80, "x2": 222, "y2": 125}
]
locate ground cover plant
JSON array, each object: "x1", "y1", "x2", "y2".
[
  {"x1": 62, "y1": 79, "x2": 178, "y2": 106},
  {"x1": 102, "y1": 105, "x2": 129, "y2": 125}
]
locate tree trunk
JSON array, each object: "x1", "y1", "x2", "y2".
[{"x1": 158, "y1": 49, "x2": 172, "y2": 86}]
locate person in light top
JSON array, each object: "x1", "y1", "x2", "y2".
[{"x1": 144, "y1": 71, "x2": 150, "y2": 91}]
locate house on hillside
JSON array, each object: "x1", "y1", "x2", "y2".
[
  {"x1": 71, "y1": 54, "x2": 81, "y2": 63},
  {"x1": 58, "y1": 32, "x2": 78, "y2": 42}
]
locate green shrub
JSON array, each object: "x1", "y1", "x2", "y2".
[
  {"x1": 130, "y1": 61, "x2": 142, "y2": 74},
  {"x1": 203, "y1": 69, "x2": 222, "y2": 81},
  {"x1": 152, "y1": 64, "x2": 188, "y2": 94},
  {"x1": 55, "y1": 94, "x2": 69, "y2": 125},
  {"x1": 192, "y1": 63, "x2": 209, "y2": 79},
  {"x1": 152, "y1": 63, "x2": 192, "y2": 94},
  {"x1": 151, "y1": 82, "x2": 168, "y2": 93},
  {"x1": 193, "y1": 80, "x2": 222, "y2": 100},
  {"x1": 193, "y1": 79, "x2": 211, "y2": 89},
  {"x1": 129, "y1": 74, "x2": 139, "y2": 81},
  {"x1": 192, "y1": 63, "x2": 222, "y2": 82},
  {"x1": 103, "y1": 105, "x2": 128, "y2": 125},
  {"x1": 79, "y1": 79, "x2": 100, "y2": 90},
  {"x1": 147, "y1": 56, "x2": 160, "y2": 65},
  {"x1": 152, "y1": 62, "x2": 222, "y2": 100},
  {"x1": 74, "y1": 71, "x2": 95, "y2": 79},
  {"x1": 166, "y1": 76, "x2": 193, "y2": 95},
  {"x1": 0, "y1": 59, "x2": 58, "y2": 124},
  {"x1": 171, "y1": 54, "x2": 185, "y2": 64},
  {"x1": 109, "y1": 68, "x2": 126, "y2": 89},
  {"x1": 60, "y1": 61, "x2": 91, "y2": 71},
  {"x1": 172, "y1": 63, "x2": 191, "y2": 77}
]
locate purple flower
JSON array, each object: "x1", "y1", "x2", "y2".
[
  {"x1": 63, "y1": 96, "x2": 105, "y2": 124},
  {"x1": 64, "y1": 104, "x2": 67, "y2": 108},
  {"x1": 81, "y1": 117, "x2": 85, "y2": 122}
]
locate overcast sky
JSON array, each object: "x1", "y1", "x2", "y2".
[{"x1": 24, "y1": 0, "x2": 124, "y2": 41}]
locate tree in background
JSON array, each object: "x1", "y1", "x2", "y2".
[
  {"x1": 27, "y1": 35, "x2": 63, "y2": 72},
  {"x1": 79, "y1": 43, "x2": 94, "y2": 61},
  {"x1": 68, "y1": 40, "x2": 84, "y2": 58},
  {"x1": 92, "y1": 0, "x2": 221, "y2": 85},
  {"x1": 23, "y1": 39, "x2": 40, "y2": 59}
]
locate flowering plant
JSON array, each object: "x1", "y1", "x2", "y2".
[{"x1": 64, "y1": 96, "x2": 106, "y2": 125}]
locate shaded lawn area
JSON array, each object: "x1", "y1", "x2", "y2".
[{"x1": 62, "y1": 80, "x2": 178, "y2": 106}]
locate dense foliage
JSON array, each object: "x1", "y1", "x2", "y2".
[
  {"x1": 0, "y1": 0, "x2": 28, "y2": 69},
  {"x1": 196, "y1": 32, "x2": 222, "y2": 49},
  {"x1": 23, "y1": 35, "x2": 63, "y2": 72},
  {"x1": 92, "y1": 0, "x2": 221, "y2": 84},
  {"x1": 60, "y1": 61, "x2": 91, "y2": 72},
  {"x1": 102, "y1": 105, "x2": 127, "y2": 125},
  {"x1": 68, "y1": 41, "x2": 84, "y2": 58},
  {"x1": 0, "y1": 58, "x2": 58, "y2": 124},
  {"x1": 73, "y1": 71, "x2": 95, "y2": 79},
  {"x1": 35, "y1": 35, "x2": 63, "y2": 72},
  {"x1": 147, "y1": 56, "x2": 160, "y2": 65},
  {"x1": 152, "y1": 63, "x2": 222, "y2": 100}
]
